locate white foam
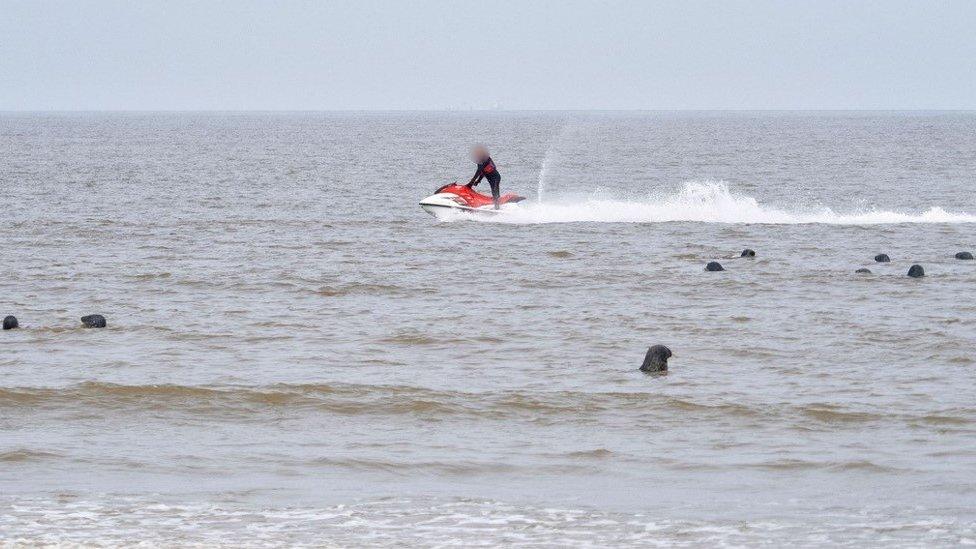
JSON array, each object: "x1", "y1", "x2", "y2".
[
  {"x1": 2, "y1": 496, "x2": 971, "y2": 547},
  {"x1": 477, "y1": 181, "x2": 976, "y2": 225}
]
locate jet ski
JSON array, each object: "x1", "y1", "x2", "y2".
[{"x1": 419, "y1": 183, "x2": 526, "y2": 220}]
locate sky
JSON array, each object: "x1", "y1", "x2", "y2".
[{"x1": 2, "y1": 0, "x2": 975, "y2": 111}]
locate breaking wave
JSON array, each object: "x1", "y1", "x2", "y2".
[
  {"x1": 480, "y1": 181, "x2": 976, "y2": 225},
  {"x1": 3, "y1": 496, "x2": 973, "y2": 547}
]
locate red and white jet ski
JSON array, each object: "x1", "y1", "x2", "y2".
[{"x1": 419, "y1": 183, "x2": 526, "y2": 220}]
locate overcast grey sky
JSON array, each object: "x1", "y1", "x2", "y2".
[{"x1": 2, "y1": 0, "x2": 975, "y2": 110}]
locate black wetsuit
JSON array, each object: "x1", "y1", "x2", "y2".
[{"x1": 467, "y1": 156, "x2": 501, "y2": 207}]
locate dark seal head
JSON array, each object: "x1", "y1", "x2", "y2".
[
  {"x1": 2, "y1": 315, "x2": 17, "y2": 330},
  {"x1": 81, "y1": 314, "x2": 107, "y2": 328},
  {"x1": 740, "y1": 249, "x2": 756, "y2": 258},
  {"x1": 705, "y1": 261, "x2": 725, "y2": 272},
  {"x1": 874, "y1": 254, "x2": 890, "y2": 263},
  {"x1": 640, "y1": 345, "x2": 672, "y2": 373},
  {"x1": 955, "y1": 251, "x2": 974, "y2": 260},
  {"x1": 855, "y1": 268, "x2": 872, "y2": 274},
  {"x1": 907, "y1": 265, "x2": 925, "y2": 278}
]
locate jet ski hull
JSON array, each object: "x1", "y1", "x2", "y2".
[
  {"x1": 419, "y1": 184, "x2": 525, "y2": 220},
  {"x1": 419, "y1": 193, "x2": 506, "y2": 220}
]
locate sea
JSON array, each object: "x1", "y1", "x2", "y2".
[{"x1": 1, "y1": 111, "x2": 975, "y2": 547}]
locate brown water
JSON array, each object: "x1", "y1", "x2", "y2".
[{"x1": 1, "y1": 112, "x2": 975, "y2": 546}]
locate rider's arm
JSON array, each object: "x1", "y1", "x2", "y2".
[{"x1": 467, "y1": 165, "x2": 484, "y2": 186}]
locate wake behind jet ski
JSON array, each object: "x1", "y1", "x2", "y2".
[{"x1": 419, "y1": 183, "x2": 525, "y2": 220}]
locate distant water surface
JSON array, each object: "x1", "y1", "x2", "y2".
[{"x1": 1, "y1": 112, "x2": 975, "y2": 546}]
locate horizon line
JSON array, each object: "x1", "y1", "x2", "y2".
[{"x1": 2, "y1": 108, "x2": 975, "y2": 114}]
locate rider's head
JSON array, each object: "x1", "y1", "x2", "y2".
[{"x1": 470, "y1": 145, "x2": 489, "y2": 163}]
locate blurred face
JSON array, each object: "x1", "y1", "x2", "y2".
[{"x1": 470, "y1": 146, "x2": 488, "y2": 162}]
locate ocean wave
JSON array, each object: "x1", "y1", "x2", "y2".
[
  {"x1": 0, "y1": 383, "x2": 686, "y2": 418},
  {"x1": 315, "y1": 283, "x2": 413, "y2": 297},
  {"x1": 2, "y1": 383, "x2": 972, "y2": 429},
  {"x1": 741, "y1": 458, "x2": 902, "y2": 473},
  {"x1": 303, "y1": 457, "x2": 592, "y2": 475},
  {"x1": 0, "y1": 449, "x2": 62, "y2": 463},
  {"x1": 474, "y1": 181, "x2": 976, "y2": 225},
  {"x1": 1, "y1": 496, "x2": 972, "y2": 547}
]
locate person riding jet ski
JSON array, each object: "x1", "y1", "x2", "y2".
[
  {"x1": 418, "y1": 146, "x2": 523, "y2": 219},
  {"x1": 467, "y1": 145, "x2": 502, "y2": 210}
]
